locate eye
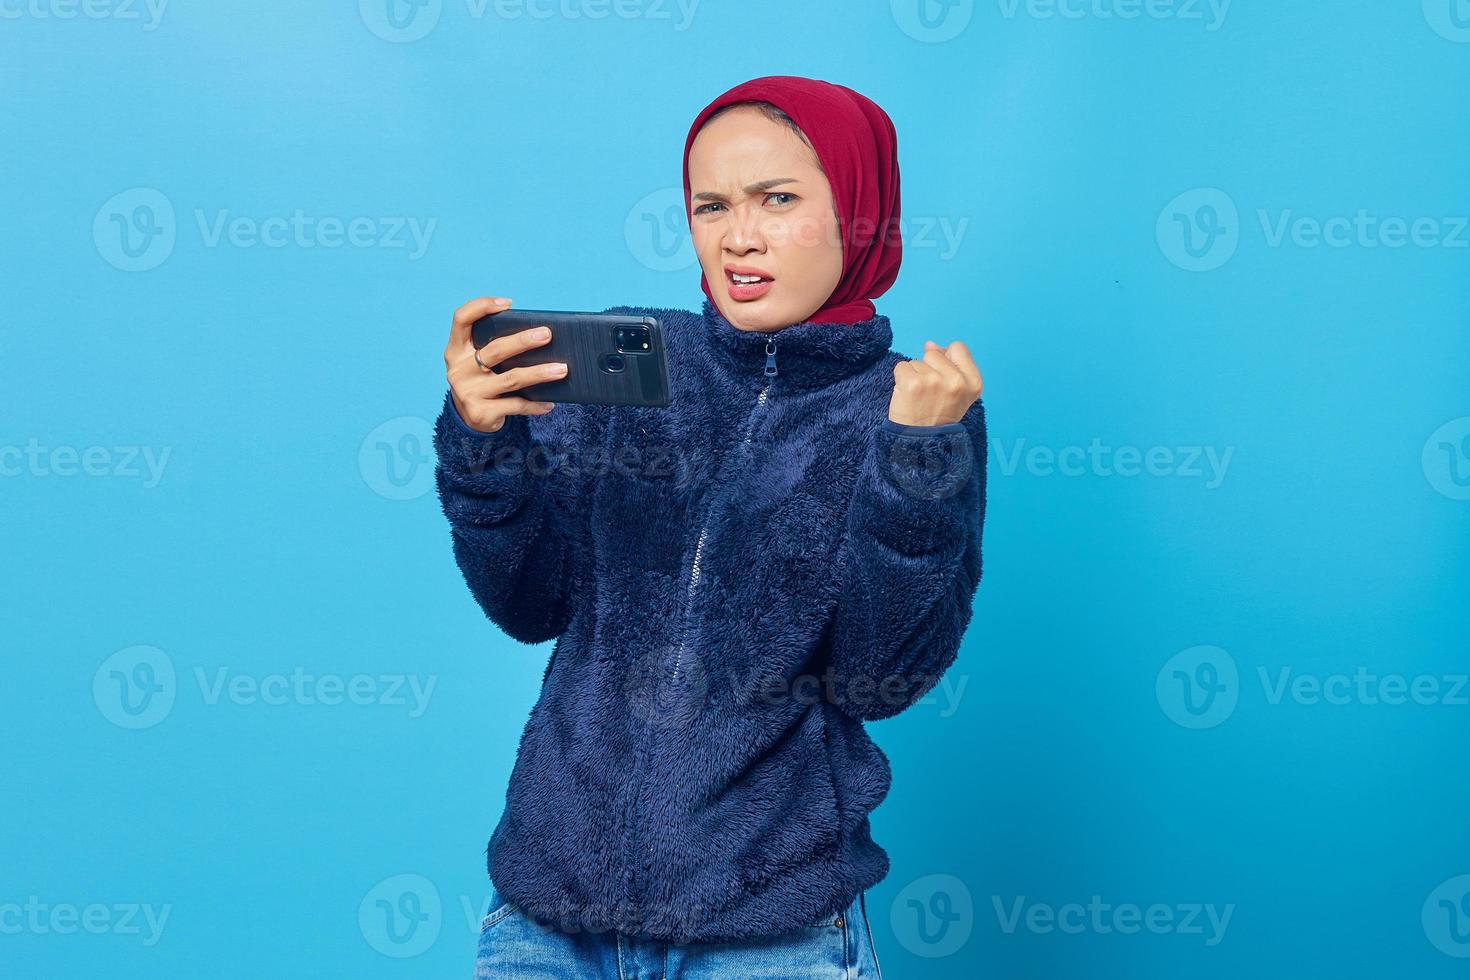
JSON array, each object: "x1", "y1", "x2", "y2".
[
  {"x1": 692, "y1": 202, "x2": 725, "y2": 216},
  {"x1": 765, "y1": 192, "x2": 798, "y2": 207}
]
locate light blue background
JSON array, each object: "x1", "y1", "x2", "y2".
[{"x1": 4, "y1": 1, "x2": 1468, "y2": 977}]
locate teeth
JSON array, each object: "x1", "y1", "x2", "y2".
[{"x1": 731, "y1": 273, "x2": 764, "y2": 284}]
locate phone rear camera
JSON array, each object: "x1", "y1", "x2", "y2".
[
  {"x1": 615, "y1": 324, "x2": 652, "y2": 353},
  {"x1": 605, "y1": 353, "x2": 626, "y2": 372}
]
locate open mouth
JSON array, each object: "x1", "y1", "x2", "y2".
[{"x1": 725, "y1": 266, "x2": 775, "y2": 300}]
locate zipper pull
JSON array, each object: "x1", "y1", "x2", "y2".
[{"x1": 764, "y1": 338, "x2": 778, "y2": 377}]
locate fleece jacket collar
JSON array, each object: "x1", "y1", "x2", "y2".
[{"x1": 695, "y1": 298, "x2": 894, "y2": 393}]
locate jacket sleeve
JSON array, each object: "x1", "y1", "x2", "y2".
[
  {"x1": 825, "y1": 398, "x2": 987, "y2": 721},
  {"x1": 433, "y1": 388, "x2": 606, "y2": 644}
]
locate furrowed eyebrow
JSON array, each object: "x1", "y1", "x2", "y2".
[{"x1": 691, "y1": 178, "x2": 800, "y2": 202}]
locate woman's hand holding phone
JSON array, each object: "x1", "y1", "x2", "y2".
[{"x1": 445, "y1": 296, "x2": 567, "y2": 433}]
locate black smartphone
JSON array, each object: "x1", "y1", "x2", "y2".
[{"x1": 471, "y1": 309, "x2": 672, "y2": 408}]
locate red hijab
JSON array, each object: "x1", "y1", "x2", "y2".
[{"x1": 682, "y1": 75, "x2": 902, "y2": 326}]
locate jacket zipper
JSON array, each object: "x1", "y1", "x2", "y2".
[
  {"x1": 625, "y1": 336, "x2": 778, "y2": 924},
  {"x1": 668, "y1": 337, "x2": 777, "y2": 686}
]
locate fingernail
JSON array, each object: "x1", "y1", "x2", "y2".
[
  {"x1": 540, "y1": 402, "x2": 556, "y2": 410},
  {"x1": 545, "y1": 363, "x2": 567, "y2": 376},
  {"x1": 494, "y1": 297, "x2": 512, "y2": 306},
  {"x1": 533, "y1": 327, "x2": 550, "y2": 340}
]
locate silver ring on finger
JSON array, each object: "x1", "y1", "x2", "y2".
[{"x1": 474, "y1": 348, "x2": 492, "y2": 372}]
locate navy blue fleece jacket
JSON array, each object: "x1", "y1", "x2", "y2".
[{"x1": 433, "y1": 298, "x2": 986, "y2": 944}]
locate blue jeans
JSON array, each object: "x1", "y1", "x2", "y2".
[{"x1": 473, "y1": 880, "x2": 885, "y2": 979}]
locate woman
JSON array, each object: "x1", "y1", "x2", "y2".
[{"x1": 436, "y1": 75, "x2": 985, "y2": 978}]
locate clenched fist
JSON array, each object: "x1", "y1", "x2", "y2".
[{"x1": 886, "y1": 339, "x2": 983, "y2": 427}]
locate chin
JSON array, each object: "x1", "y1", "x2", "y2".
[{"x1": 715, "y1": 293, "x2": 812, "y2": 333}]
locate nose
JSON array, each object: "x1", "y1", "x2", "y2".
[{"x1": 723, "y1": 205, "x2": 766, "y2": 256}]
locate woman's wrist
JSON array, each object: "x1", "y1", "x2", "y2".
[
  {"x1": 881, "y1": 416, "x2": 967, "y2": 436},
  {"x1": 445, "y1": 389, "x2": 522, "y2": 437}
]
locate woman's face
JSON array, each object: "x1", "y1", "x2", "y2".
[{"x1": 687, "y1": 106, "x2": 844, "y2": 332}]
